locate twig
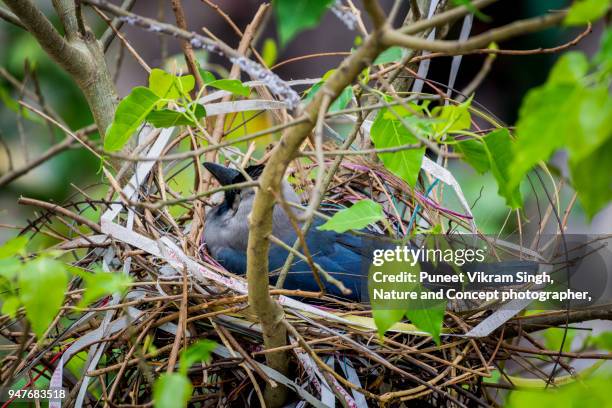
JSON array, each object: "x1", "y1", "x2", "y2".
[
  {"x1": 18, "y1": 197, "x2": 102, "y2": 233},
  {"x1": 100, "y1": 0, "x2": 136, "y2": 51},
  {"x1": 0, "y1": 5, "x2": 25, "y2": 29},
  {"x1": 170, "y1": 0, "x2": 204, "y2": 89},
  {"x1": 384, "y1": 11, "x2": 568, "y2": 54}
]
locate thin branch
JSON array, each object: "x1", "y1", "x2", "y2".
[
  {"x1": 92, "y1": 6, "x2": 151, "y2": 72},
  {"x1": 408, "y1": 22, "x2": 592, "y2": 63},
  {"x1": 18, "y1": 197, "x2": 103, "y2": 233},
  {"x1": 400, "y1": 0, "x2": 499, "y2": 35},
  {"x1": 0, "y1": 138, "x2": 72, "y2": 188},
  {"x1": 363, "y1": 0, "x2": 387, "y2": 29},
  {"x1": 245, "y1": 22, "x2": 388, "y2": 407},
  {"x1": 51, "y1": 0, "x2": 80, "y2": 41},
  {"x1": 0, "y1": 5, "x2": 25, "y2": 29},
  {"x1": 170, "y1": 0, "x2": 204, "y2": 90},
  {"x1": 18, "y1": 101, "x2": 106, "y2": 163},
  {"x1": 100, "y1": 0, "x2": 136, "y2": 51},
  {"x1": 3, "y1": 0, "x2": 86, "y2": 78},
  {"x1": 384, "y1": 10, "x2": 567, "y2": 54}
]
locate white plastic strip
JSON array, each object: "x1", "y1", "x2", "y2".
[
  {"x1": 322, "y1": 356, "x2": 337, "y2": 407},
  {"x1": 412, "y1": 0, "x2": 440, "y2": 94},
  {"x1": 465, "y1": 298, "x2": 533, "y2": 337},
  {"x1": 213, "y1": 345, "x2": 327, "y2": 408},
  {"x1": 101, "y1": 126, "x2": 174, "y2": 222},
  {"x1": 446, "y1": 14, "x2": 473, "y2": 101},
  {"x1": 339, "y1": 357, "x2": 368, "y2": 408}
]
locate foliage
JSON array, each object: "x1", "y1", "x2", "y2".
[
  {"x1": 508, "y1": 36, "x2": 612, "y2": 219},
  {"x1": 564, "y1": 0, "x2": 611, "y2": 26},
  {"x1": 369, "y1": 259, "x2": 445, "y2": 344},
  {"x1": 370, "y1": 106, "x2": 428, "y2": 188},
  {"x1": 317, "y1": 199, "x2": 384, "y2": 232},
  {"x1": 273, "y1": 0, "x2": 335, "y2": 46},
  {"x1": 373, "y1": 46, "x2": 406, "y2": 65},
  {"x1": 104, "y1": 87, "x2": 160, "y2": 151},
  {"x1": 153, "y1": 339, "x2": 217, "y2": 408},
  {"x1": 456, "y1": 128, "x2": 522, "y2": 208},
  {"x1": 262, "y1": 38, "x2": 278, "y2": 67},
  {"x1": 0, "y1": 237, "x2": 133, "y2": 340},
  {"x1": 303, "y1": 69, "x2": 354, "y2": 112},
  {"x1": 508, "y1": 374, "x2": 612, "y2": 408},
  {"x1": 153, "y1": 373, "x2": 193, "y2": 408},
  {"x1": 200, "y1": 70, "x2": 251, "y2": 96}
]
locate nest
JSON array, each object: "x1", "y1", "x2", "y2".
[{"x1": 5, "y1": 92, "x2": 595, "y2": 408}]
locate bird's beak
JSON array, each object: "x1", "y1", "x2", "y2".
[{"x1": 203, "y1": 162, "x2": 241, "y2": 186}]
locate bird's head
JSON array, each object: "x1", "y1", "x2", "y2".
[
  {"x1": 203, "y1": 162, "x2": 301, "y2": 214},
  {"x1": 202, "y1": 162, "x2": 301, "y2": 253},
  {"x1": 203, "y1": 162, "x2": 264, "y2": 214}
]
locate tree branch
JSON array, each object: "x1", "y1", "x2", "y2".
[
  {"x1": 51, "y1": 0, "x2": 80, "y2": 41},
  {"x1": 2, "y1": 0, "x2": 85, "y2": 77},
  {"x1": 170, "y1": 0, "x2": 204, "y2": 90},
  {"x1": 3, "y1": 0, "x2": 118, "y2": 142},
  {"x1": 363, "y1": 0, "x2": 387, "y2": 29},
  {"x1": 245, "y1": 25, "x2": 388, "y2": 408},
  {"x1": 400, "y1": 0, "x2": 498, "y2": 35},
  {"x1": 504, "y1": 307, "x2": 612, "y2": 338},
  {"x1": 0, "y1": 4, "x2": 24, "y2": 29},
  {"x1": 100, "y1": 0, "x2": 136, "y2": 51},
  {"x1": 384, "y1": 10, "x2": 567, "y2": 54}
]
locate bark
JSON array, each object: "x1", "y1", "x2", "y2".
[
  {"x1": 3, "y1": 0, "x2": 118, "y2": 147},
  {"x1": 246, "y1": 25, "x2": 388, "y2": 408}
]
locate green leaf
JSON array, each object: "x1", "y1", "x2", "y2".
[
  {"x1": 206, "y1": 79, "x2": 250, "y2": 96},
  {"x1": 483, "y1": 129, "x2": 522, "y2": 208},
  {"x1": 587, "y1": 332, "x2": 612, "y2": 350},
  {"x1": 455, "y1": 139, "x2": 490, "y2": 174},
  {"x1": 77, "y1": 270, "x2": 133, "y2": 308},
  {"x1": 147, "y1": 105, "x2": 206, "y2": 128},
  {"x1": 274, "y1": 0, "x2": 335, "y2": 46},
  {"x1": 547, "y1": 52, "x2": 589, "y2": 85},
  {"x1": 459, "y1": 130, "x2": 521, "y2": 206},
  {"x1": 372, "y1": 309, "x2": 405, "y2": 338},
  {"x1": 594, "y1": 27, "x2": 612, "y2": 70},
  {"x1": 568, "y1": 85, "x2": 612, "y2": 162},
  {"x1": 543, "y1": 328, "x2": 576, "y2": 353},
  {"x1": 153, "y1": 373, "x2": 192, "y2": 408},
  {"x1": 369, "y1": 259, "x2": 418, "y2": 337},
  {"x1": 199, "y1": 70, "x2": 216, "y2": 84},
  {"x1": 374, "y1": 47, "x2": 405, "y2": 65},
  {"x1": 330, "y1": 85, "x2": 353, "y2": 112},
  {"x1": 179, "y1": 339, "x2": 217, "y2": 375},
  {"x1": 508, "y1": 374, "x2": 611, "y2": 407},
  {"x1": 0, "y1": 257, "x2": 21, "y2": 284},
  {"x1": 570, "y1": 136, "x2": 612, "y2": 219},
  {"x1": 18, "y1": 258, "x2": 68, "y2": 339},
  {"x1": 564, "y1": 0, "x2": 610, "y2": 26},
  {"x1": 317, "y1": 199, "x2": 384, "y2": 233},
  {"x1": 2, "y1": 296, "x2": 20, "y2": 319},
  {"x1": 104, "y1": 87, "x2": 160, "y2": 151},
  {"x1": 148, "y1": 68, "x2": 195, "y2": 99},
  {"x1": 302, "y1": 79, "x2": 353, "y2": 112},
  {"x1": 405, "y1": 302, "x2": 445, "y2": 345},
  {"x1": 431, "y1": 97, "x2": 472, "y2": 135},
  {"x1": 370, "y1": 109, "x2": 426, "y2": 187},
  {"x1": 368, "y1": 259, "x2": 445, "y2": 343},
  {"x1": 0, "y1": 236, "x2": 28, "y2": 259},
  {"x1": 508, "y1": 84, "x2": 578, "y2": 190},
  {"x1": 452, "y1": 0, "x2": 492, "y2": 22},
  {"x1": 262, "y1": 38, "x2": 278, "y2": 67}
]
